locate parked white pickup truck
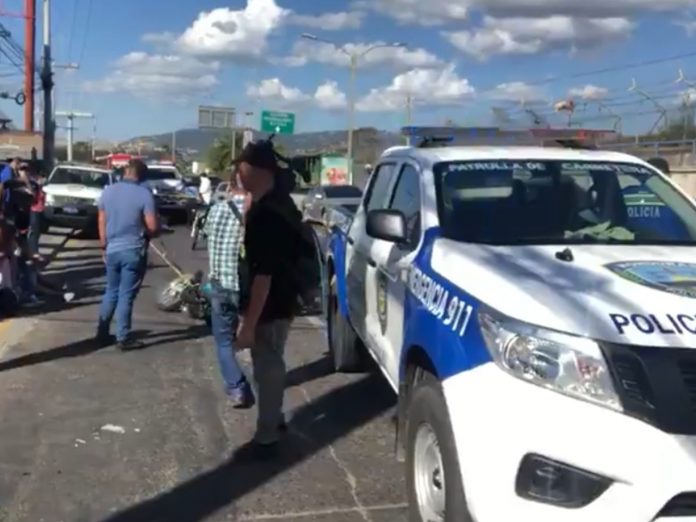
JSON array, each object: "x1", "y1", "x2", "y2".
[
  {"x1": 325, "y1": 126, "x2": 696, "y2": 522},
  {"x1": 42, "y1": 162, "x2": 114, "y2": 232}
]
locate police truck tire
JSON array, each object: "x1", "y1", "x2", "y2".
[
  {"x1": 327, "y1": 275, "x2": 363, "y2": 372},
  {"x1": 406, "y1": 372, "x2": 471, "y2": 522}
]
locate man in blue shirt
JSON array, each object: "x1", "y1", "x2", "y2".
[
  {"x1": 0, "y1": 157, "x2": 20, "y2": 184},
  {"x1": 97, "y1": 159, "x2": 159, "y2": 350},
  {"x1": 0, "y1": 157, "x2": 20, "y2": 213}
]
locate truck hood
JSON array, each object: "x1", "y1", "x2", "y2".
[
  {"x1": 430, "y1": 239, "x2": 696, "y2": 348},
  {"x1": 43, "y1": 183, "x2": 103, "y2": 199}
]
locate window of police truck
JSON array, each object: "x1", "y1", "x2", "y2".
[
  {"x1": 433, "y1": 160, "x2": 696, "y2": 245},
  {"x1": 48, "y1": 167, "x2": 111, "y2": 188}
]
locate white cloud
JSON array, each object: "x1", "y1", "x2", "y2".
[
  {"x1": 360, "y1": 0, "x2": 695, "y2": 25},
  {"x1": 284, "y1": 39, "x2": 443, "y2": 70},
  {"x1": 488, "y1": 81, "x2": 546, "y2": 102},
  {"x1": 246, "y1": 78, "x2": 310, "y2": 105},
  {"x1": 568, "y1": 84, "x2": 609, "y2": 100},
  {"x1": 356, "y1": 65, "x2": 475, "y2": 112},
  {"x1": 82, "y1": 52, "x2": 219, "y2": 99},
  {"x1": 141, "y1": 32, "x2": 176, "y2": 47},
  {"x1": 314, "y1": 81, "x2": 347, "y2": 110},
  {"x1": 246, "y1": 78, "x2": 348, "y2": 111},
  {"x1": 676, "y1": 19, "x2": 696, "y2": 35},
  {"x1": 479, "y1": 0, "x2": 695, "y2": 18},
  {"x1": 172, "y1": 0, "x2": 288, "y2": 60},
  {"x1": 354, "y1": 0, "x2": 468, "y2": 26},
  {"x1": 445, "y1": 15, "x2": 632, "y2": 60},
  {"x1": 288, "y1": 11, "x2": 364, "y2": 30}
]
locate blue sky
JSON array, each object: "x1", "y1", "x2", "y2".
[{"x1": 1, "y1": 0, "x2": 696, "y2": 142}]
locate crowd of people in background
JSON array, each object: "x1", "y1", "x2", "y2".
[{"x1": 0, "y1": 157, "x2": 73, "y2": 316}]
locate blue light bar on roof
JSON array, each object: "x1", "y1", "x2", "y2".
[{"x1": 401, "y1": 126, "x2": 501, "y2": 137}]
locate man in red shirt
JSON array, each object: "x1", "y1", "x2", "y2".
[{"x1": 26, "y1": 164, "x2": 46, "y2": 261}]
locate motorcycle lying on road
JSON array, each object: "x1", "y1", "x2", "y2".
[
  {"x1": 151, "y1": 241, "x2": 212, "y2": 326},
  {"x1": 157, "y1": 270, "x2": 212, "y2": 326}
]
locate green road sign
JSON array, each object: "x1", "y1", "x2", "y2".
[{"x1": 261, "y1": 110, "x2": 295, "y2": 135}]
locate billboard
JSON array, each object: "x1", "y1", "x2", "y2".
[
  {"x1": 198, "y1": 106, "x2": 236, "y2": 129},
  {"x1": 320, "y1": 156, "x2": 350, "y2": 185}
]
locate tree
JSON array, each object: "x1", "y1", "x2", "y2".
[{"x1": 206, "y1": 132, "x2": 245, "y2": 174}]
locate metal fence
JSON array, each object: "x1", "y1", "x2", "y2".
[{"x1": 604, "y1": 139, "x2": 696, "y2": 167}]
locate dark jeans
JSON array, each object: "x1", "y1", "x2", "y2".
[
  {"x1": 209, "y1": 282, "x2": 247, "y2": 393},
  {"x1": 28, "y1": 211, "x2": 41, "y2": 256},
  {"x1": 97, "y1": 247, "x2": 146, "y2": 342}
]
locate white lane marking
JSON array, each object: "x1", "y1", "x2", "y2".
[
  {"x1": 296, "y1": 386, "x2": 372, "y2": 522},
  {"x1": 236, "y1": 503, "x2": 408, "y2": 520}
]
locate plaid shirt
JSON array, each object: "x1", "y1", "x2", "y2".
[{"x1": 205, "y1": 197, "x2": 244, "y2": 291}]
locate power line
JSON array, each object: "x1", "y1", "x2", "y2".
[
  {"x1": 524, "y1": 50, "x2": 696, "y2": 87},
  {"x1": 67, "y1": 0, "x2": 80, "y2": 61},
  {"x1": 77, "y1": 0, "x2": 93, "y2": 65}
]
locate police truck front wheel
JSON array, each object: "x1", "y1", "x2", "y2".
[
  {"x1": 406, "y1": 372, "x2": 471, "y2": 522},
  {"x1": 327, "y1": 275, "x2": 364, "y2": 372}
]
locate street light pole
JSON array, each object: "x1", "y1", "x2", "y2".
[{"x1": 301, "y1": 34, "x2": 406, "y2": 179}]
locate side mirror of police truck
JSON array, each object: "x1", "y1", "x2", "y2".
[{"x1": 366, "y1": 209, "x2": 407, "y2": 243}]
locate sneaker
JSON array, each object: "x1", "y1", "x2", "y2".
[
  {"x1": 227, "y1": 384, "x2": 255, "y2": 409},
  {"x1": 116, "y1": 339, "x2": 145, "y2": 352}
]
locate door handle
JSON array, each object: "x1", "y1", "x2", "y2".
[
  {"x1": 347, "y1": 236, "x2": 355, "y2": 245},
  {"x1": 367, "y1": 257, "x2": 376, "y2": 267}
]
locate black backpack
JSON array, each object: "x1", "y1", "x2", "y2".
[{"x1": 238, "y1": 196, "x2": 322, "y2": 315}]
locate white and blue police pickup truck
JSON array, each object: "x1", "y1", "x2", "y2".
[{"x1": 324, "y1": 126, "x2": 696, "y2": 522}]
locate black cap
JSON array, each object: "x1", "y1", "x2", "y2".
[{"x1": 233, "y1": 141, "x2": 279, "y2": 172}]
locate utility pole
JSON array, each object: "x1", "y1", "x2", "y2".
[
  {"x1": 171, "y1": 130, "x2": 176, "y2": 162},
  {"x1": 56, "y1": 110, "x2": 94, "y2": 161},
  {"x1": 91, "y1": 115, "x2": 97, "y2": 161},
  {"x1": 24, "y1": 0, "x2": 35, "y2": 132},
  {"x1": 629, "y1": 78, "x2": 667, "y2": 142},
  {"x1": 40, "y1": 0, "x2": 53, "y2": 166}
]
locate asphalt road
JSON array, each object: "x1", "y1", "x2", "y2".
[{"x1": 0, "y1": 225, "x2": 407, "y2": 522}]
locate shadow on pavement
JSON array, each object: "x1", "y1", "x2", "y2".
[
  {"x1": 285, "y1": 356, "x2": 332, "y2": 388},
  {"x1": 0, "y1": 323, "x2": 210, "y2": 373},
  {"x1": 100, "y1": 373, "x2": 394, "y2": 522}
]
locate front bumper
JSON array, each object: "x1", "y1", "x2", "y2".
[
  {"x1": 443, "y1": 363, "x2": 696, "y2": 522},
  {"x1": 43, "y1": 204, "x2": 98, "y2": 229}
]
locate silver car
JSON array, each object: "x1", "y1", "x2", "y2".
[{"x1": 302, "y1": 185, "x2": 362, "y2": 223}]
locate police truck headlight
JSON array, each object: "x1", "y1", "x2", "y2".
[{"x1": 478, "y1": 311, "x2": 622, "y2": 412}]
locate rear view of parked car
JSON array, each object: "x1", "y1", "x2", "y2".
[{"x1": 302, "y1": 184, "x2": 363, "y2": 223}]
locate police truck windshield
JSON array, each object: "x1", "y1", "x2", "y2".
[{"x1": 433, "y1": 160, "x2": 696, "y2": 245}]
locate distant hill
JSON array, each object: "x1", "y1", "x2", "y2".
[{"x1": 120, "y1": 127, "x2": 404, "y2": 166}]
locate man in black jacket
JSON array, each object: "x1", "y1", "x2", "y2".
[{"x1": 235, "y1": 141, "x2": 303, "y2": 455}]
